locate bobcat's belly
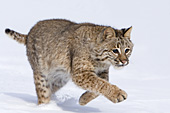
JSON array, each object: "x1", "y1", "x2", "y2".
[{"x1": 45, "y1": 67, "x2": 71, "y2": 89}]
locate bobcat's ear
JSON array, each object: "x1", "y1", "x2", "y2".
[
  {"x1": 124, "y1": 26, "x2": 132, "y2": 39},
  {"x1": 97, "y1": 27, "x2": 116, "y2": 43},
  {"x1": 103, "y1": 27, "x2": 116, "y2": 39}
]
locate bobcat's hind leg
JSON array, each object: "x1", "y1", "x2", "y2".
[
  {"x1": 34, "y1": 74, "x2": 51, "y2": 105},
  {"x1": 79, "y1": 70, "x2": 109, "y2": 105}
]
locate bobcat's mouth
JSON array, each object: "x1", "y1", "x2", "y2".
[
  {"x1": 108, "y1": 59, "x2": 128, "y2": 67},
  {"x1": 114, "y1": 60, "x2": 129, "y2": 67},
  {"x1": 113, "y1": 63, "x2": 128, "y2": 70}
]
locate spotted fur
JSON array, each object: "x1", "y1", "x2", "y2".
[
  {"x1": 5, "y1": 28, "x2": 27, "y2": 45},
  {"x1": 5, "y1": 19, "x2": 133, "y2": 105}
]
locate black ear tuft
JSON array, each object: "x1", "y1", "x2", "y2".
[
  {"x1": 121, "y1": 28, "x2": 127, "y2": 34},
  {"x1": 122, "y1": 26, "x2": 132, "y2": 34},
  {"x1": 125, "y1": 26, "x2": 132, "y2": 32},
  {"x1": 123, "y1": 26, "x2": 132, "y2": 39}
]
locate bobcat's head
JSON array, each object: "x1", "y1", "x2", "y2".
[{"x1": 94, "y1": 26, "x2": 133, "y2": 68}]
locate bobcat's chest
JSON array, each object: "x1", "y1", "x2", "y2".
[{"x1": 93, "y1": 60, "x2": 110, "y2": 74}]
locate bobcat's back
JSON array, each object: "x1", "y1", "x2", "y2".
[{"x1": 26, "y1": 19, "x2": 76, "y2": 76}]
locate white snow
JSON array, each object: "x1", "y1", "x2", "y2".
[{"x1": 0, "y1": 0, "x2": 170, "y2": 113}]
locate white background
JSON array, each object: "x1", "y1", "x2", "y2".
[{"x1": 0, "y1": 0, "x2": 170, "y2": 113}]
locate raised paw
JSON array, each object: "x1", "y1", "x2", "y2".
[
  {"x1": 112, "y1": 89, "x2": 127, "y2": 103},
  {"x1": 105, "y1": 85, "x2": 127, "y2": 103}
]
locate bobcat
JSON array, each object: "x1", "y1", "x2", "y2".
[{"x1": 5, "y1": 19, "x2": 133, "y2": 105}]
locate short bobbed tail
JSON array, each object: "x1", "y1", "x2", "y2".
[{"x1": 5, "y1": 28, "x2": 27, "y2": 45}]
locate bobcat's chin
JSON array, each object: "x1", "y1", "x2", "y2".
[
  {"x1": 110, "y1": 61, "x2": 126, "y2": 70},
  {"x1": 113, "y1": 63, "x2": 129, "y2": 70},
  {"x1": 113, "y1": 65, "x2": 124, "y2": 70}
]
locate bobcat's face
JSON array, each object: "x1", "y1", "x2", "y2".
[
  {"x1": 107, "y1": 37, "x2": 133, "y2": 68},
  {"x1": 94, "y1": 27, "x2": 133, "y2": 68}
]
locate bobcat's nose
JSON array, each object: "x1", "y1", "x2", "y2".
[
  {"x1": 122, "y1": 60, "x2": 127, "y2": 65},
  {"x1": 119, "y1": 60, "x2": 128, "y2": 66}
]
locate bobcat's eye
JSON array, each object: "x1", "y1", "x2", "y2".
[
  {"x1": 113, "y1": 49, "x2": 119, "y2": 54},
  {"x1": 125, "y1": 49, "x2": 130, "y2": 53}
]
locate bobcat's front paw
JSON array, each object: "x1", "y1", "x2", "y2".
[
  {"x1": 113, "y1": 89, "x2": 127, "y2": 103},
  {"x1": 79, "y1": 91, "x2": 99, "y2": 105},
  {"x1": 107, "y1": 85, "x2": 127, "y2": 103}
]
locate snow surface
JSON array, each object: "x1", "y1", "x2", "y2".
[{"x1": 0, "y1": 0, "x2": 170, "y2": 113}]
